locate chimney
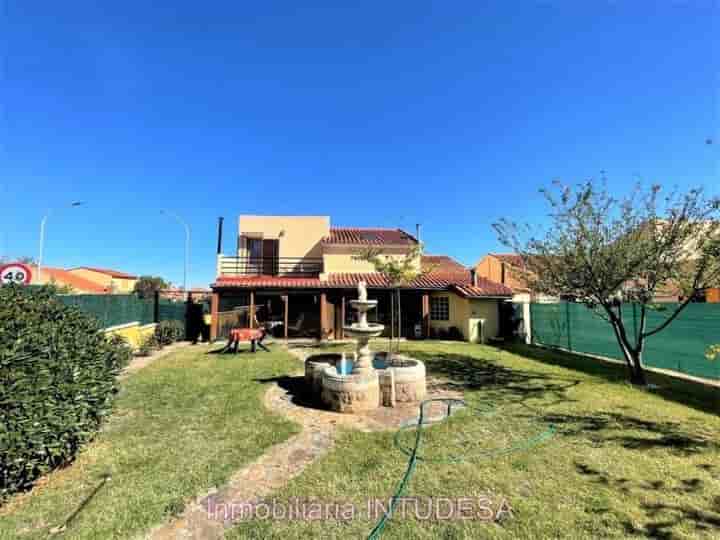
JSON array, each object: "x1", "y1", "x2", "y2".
[
  {"x1": 415, "y1": 223, "x2": 421, "y2": 243},
  {"x1": 470, "y1": 268, "x2": 478, "y2": 287},
  {"x1": 216, "y1": 217, "x2": 224, "y2": 255}
]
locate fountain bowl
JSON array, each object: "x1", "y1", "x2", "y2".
[
  {"x1": 348, "y1": 299, "x2": 377, "y2": 311},
  {"x1": 343, "y1": 323, "x2": 384, "y2": 339}
]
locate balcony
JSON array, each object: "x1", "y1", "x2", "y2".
[{"x1": 218, "y1": 256, "x2": 324, "y2": 277}]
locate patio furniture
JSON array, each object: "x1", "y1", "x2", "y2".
[
  {"x1": 286, "y1": 312, "x2": 305, "y2": 336},
  {"x1": 224, "y1": 326, "x2": 269, "y2": 353}
]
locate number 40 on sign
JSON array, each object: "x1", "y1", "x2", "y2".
[{"x1": 0, "y1": 263, "x2": 33, "y2": 285}]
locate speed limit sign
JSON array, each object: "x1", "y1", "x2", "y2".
[{"x1": 0, "y1": 263, "x2": 33, "y2": 285}]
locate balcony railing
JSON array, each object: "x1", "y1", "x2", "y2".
[{"x1": 219, "y1": 256, "x2": 323, "y2": 277}]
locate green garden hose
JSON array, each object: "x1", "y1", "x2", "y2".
[{"x1": 366, "y1": 398, "x2": 556, "y2": 539}]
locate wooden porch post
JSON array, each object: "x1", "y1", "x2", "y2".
[
  {"x1": 210, "y1": 291, "x2": 219, "y2": 341},
  {"x1": 283, "y1": 294, "x2": 289, "y2": 340},
  {"x1": 320, "y1": 292, "x2": 328, "y2": 341},
  {"x1": 249, "y1": 290, "x2": 255, "y2": 328},
  {"x1": 422, "y1": 293, "x2": 430, "y2": 338},
  {"x1": 340, "y1": 295, "x2": 346, "y2": 339}
]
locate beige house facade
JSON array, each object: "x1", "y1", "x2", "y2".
[{"x1": 211, "y1": 215, "x2": 512, "y2": 342}]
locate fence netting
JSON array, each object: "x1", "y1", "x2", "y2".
[{"x1": 530, "y1": 302, "x2": 720, "y2": 380}]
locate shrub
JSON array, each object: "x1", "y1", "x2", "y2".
[
  {"x1": 0, "y1": 285, "x2": 130, "y2": 499},
  {"x1": 154, "y1": 320, "x2": 184, "y2": 347},
  {"x1": 136, "y1": 334, "x2": 159, "y2": 356}
]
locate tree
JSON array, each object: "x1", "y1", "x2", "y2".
[
  {"x1": 355, "y1": 244, "x2": 431, "y2": 364},
  {"x1": 133, "y1": 275, "x2": 168, "y2": 299},
  {"x1": 495, "y1": 181, "x2": 720, "y2": 386}
]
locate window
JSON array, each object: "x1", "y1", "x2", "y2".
[
  {"x1": 246, "y1": 238, "x2": 263, "y2": 260},
  {"x1": 430, "y1": 296, "x2": 449, "y2": 321}
]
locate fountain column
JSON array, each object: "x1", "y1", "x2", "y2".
[{"x1": 320, "y1": 281, "x2": 383, "y2": 413}]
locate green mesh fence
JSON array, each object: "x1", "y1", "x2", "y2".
[
  {"x1": 58, "y1": 294, "x2": 154, "y2": 328},
  {"x1": 530, "y1": 302, "x2": 720, "y2": 380},
  {"x1": 57, "y1": 294, "x2": 187, "y2": 331},
  {"x1": 158, "y1": 299, "x2": 187, "y2": 334}
]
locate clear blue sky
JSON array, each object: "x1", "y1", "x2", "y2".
[{"x1": 2, "y1": 1, "x2": 718, "y2": 288}]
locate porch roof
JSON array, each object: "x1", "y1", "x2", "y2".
[{"x1": 212, "y1": 272, "x2": 512, "y2": 297}]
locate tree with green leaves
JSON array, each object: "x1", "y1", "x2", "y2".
[
  {"x1": 495, "y1": 181, "x2": 720, "y2": 386},
  {"x1": 355, "y1": 244, "x2": 431, "y2": 364},
  {"x1": 133, "y1": 275, "x2": 169, "y2": 299}
]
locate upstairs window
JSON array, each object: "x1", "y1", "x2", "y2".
[{"x1": 430, "y1": 296, "x2": 450, "y2": 321}]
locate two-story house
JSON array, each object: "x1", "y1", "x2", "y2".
[{"x1": 210, "y1": 215, "x2": 512, "y2": 342}]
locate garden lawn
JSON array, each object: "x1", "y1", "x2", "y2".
[
  {"x1": 0, "y1": 344, "x2": 300, "y2": 540},
  {"x1": 227, "y1": 340, "x2": 720, "y2": 540}
]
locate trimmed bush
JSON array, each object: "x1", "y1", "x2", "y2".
[
  {"x1": 154, "y1": 320, "x2": 184, "y2": 347},
  {"x1": 0, "y1": 285, "x2": 131, "y2": 499}
]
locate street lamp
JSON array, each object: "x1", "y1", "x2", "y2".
[
  {"x1": 38, "y1": 201, "x2": 84, "y2": 283},
  {"x1": 161, "y1": 210, "x2": 190, "y2": 294}
]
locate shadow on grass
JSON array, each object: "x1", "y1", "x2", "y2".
[
  {"x1": 547, "y1": 412, "x2": 720, "y2": 455},
  {"x1": 407, "y1": 349, "x2": 582, "y2": 409},
  {"x1": 503, "y1": 343, "x2": 720, "y2": 416},
  {"x1": 253, "y1": 375, "x2": 327, "y2": 411},
  {"x1": 574, "y1": 461, "x2": 720, "y2": 539}
]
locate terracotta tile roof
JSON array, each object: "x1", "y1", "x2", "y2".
[
  {"x1": 421, "y1": 255, "x2": 467, "y2": 273},
  {"x1": 213, "y1": 275, "x2": 324, "y2": 289},
  {"x1": 213, "y1": 271, "x2": 512, "y2": 297},
  {"x1": 36, "y1": 267, "x2": 110, "y2": 294},
  {"x1": 322, "y1": 227, "x2": 418, "y2": 246},
  {"x1": 70, "y1": 266, "x2": 137, "y2": 279},
  {"x1": 451, "y1": 281, "x2": 514, "y2": 298}
]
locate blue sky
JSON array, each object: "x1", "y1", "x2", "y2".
[{"x1": 2, "y1": 1, "x2": 718, "y2": 287}]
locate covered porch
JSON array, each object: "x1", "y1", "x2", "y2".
[{"x1": 210, "y1": 287, "x2": 432, "y2": 341}]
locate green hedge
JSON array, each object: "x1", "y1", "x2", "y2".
[{"x1": 0, "y1": 285, "x2": 132, "y2": 499}]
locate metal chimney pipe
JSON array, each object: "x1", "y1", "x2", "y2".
[
  {"x1": 216, "y1": 217, "x2": 224, "y2": 255},
  {"x1": 415, "y1": 223, "x2": 421, "y2": 243},
  {"x1": 470, "y1": 268, "x2": 478, "y2": 287}
]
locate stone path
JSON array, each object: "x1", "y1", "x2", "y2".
[{"x1": 149, "y1": 349, "x2": 463, "y2": 539}]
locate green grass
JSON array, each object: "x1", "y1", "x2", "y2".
[
  {"x1": 227, "y1": 341, "x2": 720, "y2": 539},
  {"x1": 0, "y1": 344, "x2": 300, "y2": 540}
]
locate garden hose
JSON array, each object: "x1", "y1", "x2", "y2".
[{"x1": 366, "y1": 398, "x2": 556, "y2": 540}]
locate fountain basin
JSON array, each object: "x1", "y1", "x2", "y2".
[
  {"x1": 304, "y1": 354, "x2": 340, "y2": 400},
  {"x1": 378, "y1": 355, "x2": 427, "y2": 404},
  {"x1": 321, "y1": 367, "x2": 380, "y2": 413},
  {"x1": 306, "y1": 352, "x2": 427, "y2": 409}
]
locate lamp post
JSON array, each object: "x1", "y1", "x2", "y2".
[
  {"x1": 161, "y1": 210, "x2": 190, "y2": 294},
  {"x1": 37, "y1": 201, "x2": 84, "y2": 283}
]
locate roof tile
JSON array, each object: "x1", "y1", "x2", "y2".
[{"x1": 322, "y1": 228, "x2": 418, "y2": 246}]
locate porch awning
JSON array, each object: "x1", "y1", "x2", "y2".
[{"x1": 212, "y1": 272, "x2": 512, "y2": 297}]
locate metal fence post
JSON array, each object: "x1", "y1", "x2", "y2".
[
  {"x1": 153, "y1": 290, "x2": 160, "y2": 324},
  {"x1": 565, "y1": 301, "x2": 572, "y2": 351},
  {"x1": 523, "y1": 302, "x2": 532, "y2": 344}
]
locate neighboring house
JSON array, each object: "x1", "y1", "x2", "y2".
[
  {"x1": 210, "y1": 215, "x2": 512, "y2": 342},
  {"x1": 474, "y1": 253, "x2": 540, "y2": 303},
  {"x1": 30, "y1": 266, "x2": 110, "y2": 294},
  {"x1": 68, "y1": 267, "x2": 138, "y2": 293}
]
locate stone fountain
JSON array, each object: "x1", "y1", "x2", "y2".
[
  {"x1": 316, "y1": 281, "x2": 427, "y2": 413},
  {"x1": 320, "y1": 281, "x2": 383, "y2": 412}
]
